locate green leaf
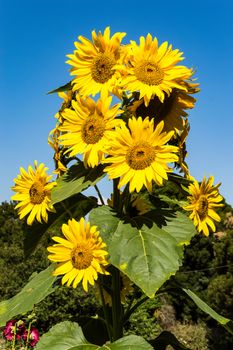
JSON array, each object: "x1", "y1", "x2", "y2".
[
  {"x1": 35, "y1": 321, "x2": 91, "y2": 350},
  {"x1": 90, "y1": 206, "x2": 196, "y2": 297},
  {"x1": 35, "y1": 321, "x2": 153, "y2": 349},
  {"x1": 24, "y1": 193, "x2": 97, "y2": 257},
  {"x1": 47, "y1": 81, "x2": 72, "y2": 94},
  {"x1": 101, "y1": 335, "x2": 153, "y2": 349},
  {"x1": 0, "y1": 265, "x2": 57, "y2": 326},
  {"x1": 51, "y1": 162, "x2": 105, "y2": 205},
  {"x1": 183, "y1": 288, "x2": 233, "y2": 335},
  {"x1": 149, "y1": 331, "x2": 191, "y2": 350}
]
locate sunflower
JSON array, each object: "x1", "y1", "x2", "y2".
[
  {"x1": 104, "y1": 117, "x2": 178, "y2": 192},
  {"x1": 66, "y1": 27, "x2": 126, "y2": 98},
  {"x1": 11, "y1": 161, "x2": 56, "y2": 225},
  {"x1": 183, "y1": 176, "x2": 223, "y2": 236},
  {"x1": 47, "y1": 217, "x2": 109, "y2": 292},
  {"x1": 119, "y1": 34, "x2": 193, "y2": 106},
  {"x1": 59, "y1": 95, "x2": 123, "y2": 167},
  {"x1": 129, "y1": 81, "x2": 199, "y2": 132}
]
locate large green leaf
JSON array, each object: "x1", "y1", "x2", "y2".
[
  {"x1": 183, "y1": 288, "x2": 233, "y2": 335},
  {"x1": 0, "y1": 265, "x2": 57, "y2": 326},
  {"x1": 51, "y1": 162, "x2": 105, "y2": 205},
  {"x1": 90, "y1": 206, "x2": 196, "y2": 297},
  {"x1": 24, "y1": 193, "x2": 97, "y2": 257},
  {"x1": 35, "y1": 321, "x2": 153, "y2": 350}
]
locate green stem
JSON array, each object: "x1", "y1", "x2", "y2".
[
  {"x1": 113, "y1": 179, "x2": 120, "y2": 213},
  {"x1": 123, "y1": 296, "x2": 149, "y2": 324},
  {"x1": 25, "y1": 321, "x2": 32, "y2": 350},
  {"x1": 111, "y1": 266, "x2": 123, "y2": 340},
  {"x1": 98, "y1": 280, "x2": 113, "y2": 342},
  {"x1": 94, "y1": 184, "x2": 105, "y2": 206},
  {"x1": 11, "y1": 325, "x2": 16, "y2": 350}
]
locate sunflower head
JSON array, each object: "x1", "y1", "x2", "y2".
[
  {"x1": 66, "y1": 27, "x2": 126, "y2": 98},
  {"x1": 11, "y1": 161, "x2": 56, "y2": 225},
  {"x1": 104, "y1": 116, "x2": 179, "y2": 193},
  {"x1": 183, "y1": 176, "x2": 223, "y2": 236},
  {"x1": 47, "y1": 217, "x2": 109, "y2": 292},
  {"x1": 59, "y1": 94, "x2": 123, "y2": 167},
  {"x1": 119, "y1": 33, "x2": 193, "y2": 107}
]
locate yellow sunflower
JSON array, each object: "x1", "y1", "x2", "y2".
[
  {"x1": 11, "y1": 161, "x2": 56, "y2": 225},
  {"x1": 66, "y1": 27, "x2": 126, "y2": 98},
  {"x1": 59, "y1": 95, "x2": 123, "y2": 167},
  {"x1": 119, "y1": 34, "x2": 193, "y2": 106},
  {"x1": 183, "y1": 176, "x2": 223, "y2": 236},
  {"x1": 103, "y1": 117, "x2": 178, "y2": 192},
  {"x1": 47, "y1": 217, "x2": 109, "y2": 292},
  {"x1": 129, "y1": 81, "x2": 199, "y2": 132}
]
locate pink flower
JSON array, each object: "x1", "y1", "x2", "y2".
[
  {"x1": 22, "y1": 326, "x2": 40, "y2": 347},
  {"x1": 3, "y1": 320, "x2": 25, "y2": 341}
]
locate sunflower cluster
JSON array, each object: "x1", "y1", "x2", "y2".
[{"x1": 11, "y1": 27, "x2": 223, "y2": 292}]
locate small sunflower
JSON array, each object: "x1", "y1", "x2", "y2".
[
  {"x1": 47, "y1": 217, "x2": 109, "y2": 292},
  {"x1": 66, "y1": 27, "x2": 126, "y2": 98},
  {"x1": 183, "y1": 176, "x2": 223, "y2": 236},
  {"x1": 120, "y1": 34, "x2": 193, "y2": 106},
  {"x1": 59, "y1": 95, "x2": 123, "y2": 167},
  {"x1": 11, "y1": 161, "x2": 56, "y2": 225},
  {"x1": 104, "y1": 117, "x2": 178, "y2": 193}
]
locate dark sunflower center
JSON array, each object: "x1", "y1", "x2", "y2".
[
  {"x1": 126, "y1": 141, "x2": 156, "y2": 170},
  {"x1": 134, "y1": 60, "x2": 164, "y2": 86},
  {"x1": 197, "y1": 195, "x2": 209, "y2": 219},
  {"x1": 81, "y1": 115, "x2": 105, "y2": 144},
  {"x1": 29, "y1": 181, "x2": 46, "y2": 204},
  {"x1": 71, "y1": 243, "x2": 93, "y2": 269},
  {"x1": 91, "y1": 53, "x2": 116, "y2": 83}
]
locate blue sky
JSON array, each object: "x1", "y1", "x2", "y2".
[{"x1": 1, "y1": 0, "x2": 233, "y2": 205}]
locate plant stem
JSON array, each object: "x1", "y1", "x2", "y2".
[
  {"x1": 11, "y1": 326, "x2": 16, "y2": 350},
  {"x1": 94, "y1": 184, "x2": 105, "y2": 206},
  {"x1": 123, "y1": 296, "x2": 149, "y2": 324},
  {"x1": 25, "y1": 321, "x2": 32, "y2": 350},
  {"x1": 98, "y1": 279, "x2": 113, "y2": 342},
  {"x1": 111, "y1": 266, "x2": 123, "y2": 340}
]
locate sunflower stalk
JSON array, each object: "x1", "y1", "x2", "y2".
[
  {"x1": 111, "y1": 266, "x2": 123, "y2": 341},
  {"x1": 98, "y1": 278, "x2": 113, "y2": 342}
]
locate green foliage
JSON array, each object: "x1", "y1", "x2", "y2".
[
  {"x1": 35, "y1": 321, "x2": 153, "y2": 350},
  {"x1": 90, "y1": 205, "x2": 196, "y2": 297},
  {"x1": 51, "y1": 162, "x2": 105, "y2": 204},
  {"x1": 124, "y1": 298, "x2": 161, "y2": 340},
  {"x1": 0, "y1": 265, "x2": 57, "y2": 326}
]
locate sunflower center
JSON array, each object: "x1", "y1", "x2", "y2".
[
  {"x1": 71, "y1": 243, "x2": 93, "y2": 269},
  {"x1": 197, "y1": 195, "x2": 209, "y2": 219},
  {"x1": 81, "y1": 115, "x2": 105, "y2": 144},
  {"x1": 134, "y1": 60, "x2": 164, "y2": 86},
  {"x1": 126, "y1": 141, "x2": 156, "y2": 170},
  {"x1": 91, "y1": 53, "x2": 116, "y2": 83},
  {"x1": 29, "y1": 181, "x2": 46, "y2": 204}
]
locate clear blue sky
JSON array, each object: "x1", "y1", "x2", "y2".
[{"x1": 1, "y1": 0, "x2": 233, "y2": 205}]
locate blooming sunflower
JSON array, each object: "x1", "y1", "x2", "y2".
[
  {"x1": 183, "y1": 176, "x2": 223, "y2": 236},
  {"x1": 59, "y1": 95, "x2": 123, "y2": 167},
  {"x1": 66, "y1": 27, "x2": 126, "y2": 98},
  {"x1": 11, "y1": 161, "x2": 56, "y2": 225},
  {"x1": 120, "y1": 34, "x2": 193, "y2": 106},
  {"x1": 104, "y1": 117, "x2": 178, "y2": 192},
  {"x1": 129, "y1": 81, "x2": 199, "y2": 132},
  {"x1": 47, "y1": 217, "x2": 109, "y2": 292}
]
